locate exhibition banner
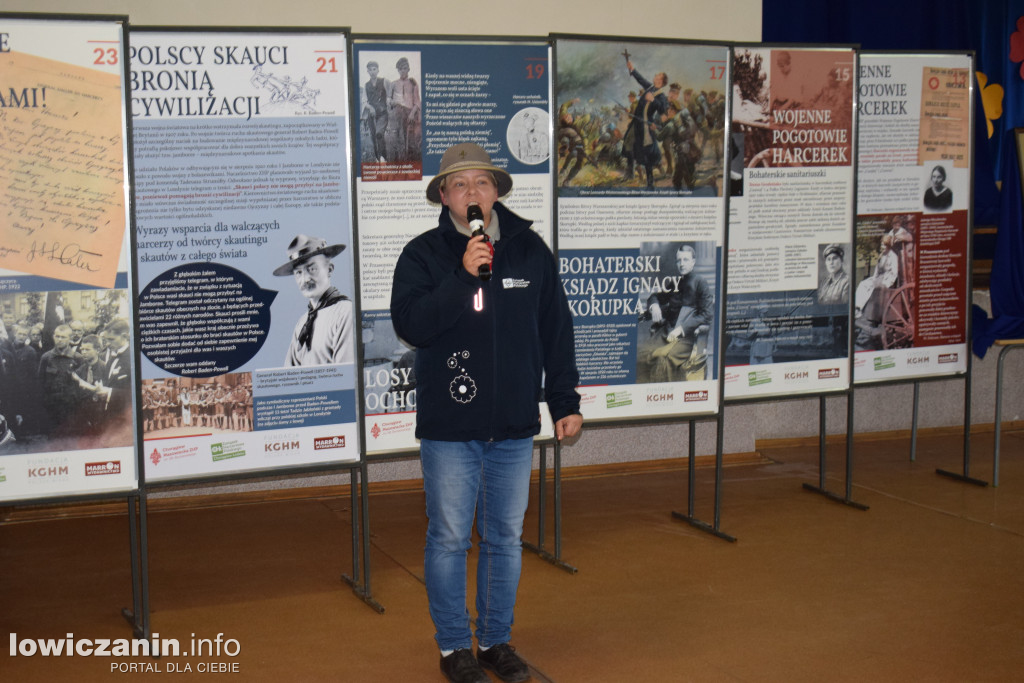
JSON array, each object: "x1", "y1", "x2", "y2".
[
  {"x1": 854, "y1": 53, "x2": 971, "y2": 383},
  {"x1": 553, "y1": 36, "x2": 728, "y2": 421},
  {"x1": 725, "y1": 46, "x2": 856, "y2": 400},
  {"x1": 0, "y1": 15, "x2": 138, "y2": 501},
  {"x1": 354, "y1": 37, "x2": 553, "y2": 454},
  {"x1": 131, "y1": 29, "x2": 360, "y2": 482}
]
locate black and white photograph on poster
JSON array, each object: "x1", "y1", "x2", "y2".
[
  {"x1": 142, "y1": 373, "x2": 253, "y2": 437},
  {"x1": 728, "y1": 130, "x2": 745, "y2": 196},
  {"x1": 731, "y1": 48, "x2": 771, "y2": 168},
  {"x1": 725, "y1": 292, "x2": 847, "y2": 367},
  {"x1": 361, "y1": 310, "x2": 417, "y2": 417},
  {"x1": 358, "y1": 51, "x2": 423, "y2": 179},
  {"x1": 922, "y1": 163, "x2": 954, "y2": 213},
  {"x1": 854, "y1": 214, "x2": 918, "y2": 352},
  {"x1": 636, "y1": 241, "x2": 717, "y2": 383},
  {"x1": 0, "y1": 289, "x2": 133, "y2": 454},
  {"x1": 271, "y1": 234, "x2": 355, "y2": 368},
  {"x1": 817, "y1": 242, "x2": 851, "y2": 305}
]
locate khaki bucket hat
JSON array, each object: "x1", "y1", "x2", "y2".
[{"x1": 426, "y1": 142, "x2": 512, "y2": 204}]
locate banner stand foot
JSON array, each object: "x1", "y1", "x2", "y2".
[
  {"x1": 935, "y1": 469, "x2": 988, "y2": 487},
  {"x1": 671, "y1": 510, "x2": 737, "y2": 542},
  {"x1": 802, "y1": 483, "x2": 869, "y2": 510},
  {"x1": 341, "y1": 576, "x2": 385, "y2": 613},
  {"x1": 523, "y1": 541, "x2": 578, "y2": 574}
]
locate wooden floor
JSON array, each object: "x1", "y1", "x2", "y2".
[{"x1": 3, "y1": 429, "x2": 1023, "y2": 682}]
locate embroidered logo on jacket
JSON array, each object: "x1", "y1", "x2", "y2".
[
  {"x1": 447, "y1": 350, "x2": 477, "y2": 403},
  {"x1": 502, "y1": 278, "x2": 530, "y2": 289}
]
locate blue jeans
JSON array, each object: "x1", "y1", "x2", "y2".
[{"x1": 420, "y1": 437, "x2": 534, "y2": 652}]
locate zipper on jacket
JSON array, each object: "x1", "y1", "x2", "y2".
[{"x1": 489, "y1": 244, "x2": 499, "y2": 441}]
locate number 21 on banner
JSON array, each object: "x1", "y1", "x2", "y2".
[{"x1": 316, "y1": 55, "x2": 340, "y2": 73}]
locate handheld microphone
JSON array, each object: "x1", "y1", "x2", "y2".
[{"x1": 466, "y1": 204, "x2": 491, "y2": 281}]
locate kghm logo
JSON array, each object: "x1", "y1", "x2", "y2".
[
  {"x1": 265, "y1": 440, "x2": 299, "y2": 453},
  {"x1": 314, "y1": 436, "x2": 346, "y2": 450},
  {"x1": 647, "y1": 393, "x2": 673, "y2": 402},
  {"x1": 784, "y1": 371, "x2": 809, "y2": 380},
  {"x1": 85, "y1": 461, "x2": 121, "y2": 477},
  {"x1": 28, "y1": 465, "x2": 69, "y2": 478},
  {"x1": 684, "y1": 390, "x2": 709, "y2": 402},
  {"x1": 906, "y1": 355, "x2": 930, "y2": 365}
]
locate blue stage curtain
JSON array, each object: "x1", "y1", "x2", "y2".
[{"x1": 974, "y1": 134, "x2": 1024, "y2": 356}]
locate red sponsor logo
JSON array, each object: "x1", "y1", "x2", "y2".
[
  {"x1": 938, "y1": 353, "x2": 958, "y2": 363},
  {"x1": 818, "y1": 368, "x2": 841, "y2": 379},
  {"x1": 86, "y1": 461, "x2": 121, "y2": 476},
  {"x1": 370, "y1": 423, "x2": 381, "y2": 439},
  {"x1": 314, "y1": 436, "x2": 346, "y2": 451},
  {"x1": 684, "y1": 390, "x2": 709, "y2": 402}
]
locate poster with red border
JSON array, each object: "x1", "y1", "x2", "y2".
[
  {"x1": 725, "y1": 46, "x2": 856, "y2": 401},
  {"x1": 552, "y1": 35, "x2": 730, "y2": 423},
  {"x1": 0, "y1": 15, "x2": 138, "y2": 501},
  {"x1": 853, "y1": 53, "x2": 972, "y2": 383},
  {"x1": 130, "y1": 29, "x2": 360, "y2": 483},
  {"x1": 353, "y1": 37, "x2": 553, "y2": 455}
]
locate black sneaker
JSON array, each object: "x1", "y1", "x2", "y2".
[
  {"x1": 440, "y1": 648, "x2": 489, "y2": 683},
  {"x1": 477, "y1": 643, "x2": 531, "y2": 682}
]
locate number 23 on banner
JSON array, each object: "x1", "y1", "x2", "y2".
[{"x1": 92, "y1": 43, "x2": 118, "y2": 66}]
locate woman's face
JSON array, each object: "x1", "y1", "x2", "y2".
[
  {"x1": 825, "y1": 253, "x2": 843, "y2": 274},
  {"x1": 931, "y1": 168, "x2": 945, "y2": 190}
]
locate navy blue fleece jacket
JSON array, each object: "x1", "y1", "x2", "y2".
[{"x1": 390, "y1": 202, "x2": 580, "y2": 441}]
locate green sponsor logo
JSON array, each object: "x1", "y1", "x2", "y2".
[
  {"x1": 747, "y1": 370, "x2": 771, "y2": 386},
  {"x1": 873, "y1": 355, "x2": 896, "y2": 371},
  {"x1": 605, "y1": 391, "x2": 632, "y2": 409},
  {"x1": 211, "y1": 440, "x2": 246, "y2": 462}
]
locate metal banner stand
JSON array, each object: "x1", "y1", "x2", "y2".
[
  {"x1": 672, "y1": 415, "x2": 736, "y2": 542},
  {"x1": 524, "y1": 441, "x2": 577, "y2": 574},
  {"x1": 343, "y1": 461, "x2": 384, "y2": 612},
  {"x1": 992, "y1": 340, "x2": 1024, "y2": 486},
  {"x1": 935, "y1": 364, "x2": 987, "y2": 486},
  {"x1": 121, "y1": 491, "x2": 151, "y2": 640},
  {"x1": 803, "y1": 393, "x2": 868, "y2": 510}
]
